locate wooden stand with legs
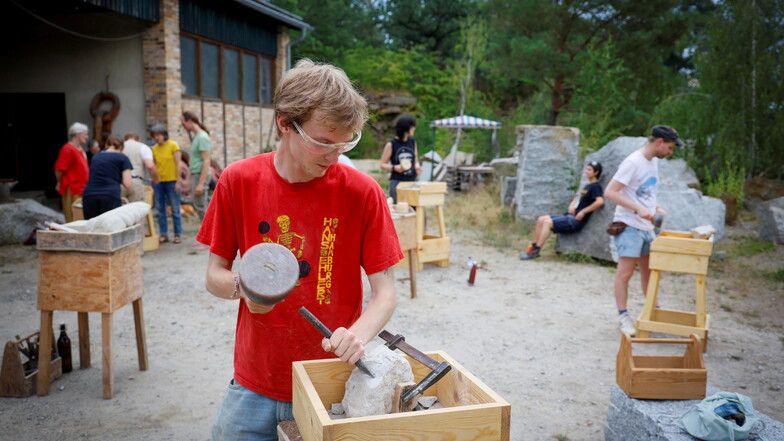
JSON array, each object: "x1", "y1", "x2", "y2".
[
  {"x1": 396, "y1": 182, "x2": 450, "y2": 271},
  {"x1": 35, "y1": 225, "x2": 148, "y2": 399},
  {"x1": 636, "y1": 231, "x2": 713, "y2": 349}
]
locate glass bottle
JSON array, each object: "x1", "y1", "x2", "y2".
[{"x1": 57, "y1": 323, "x2": 72, "y2": 373}]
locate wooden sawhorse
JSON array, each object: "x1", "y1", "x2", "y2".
[
  {"x1": 36, "y1": 225, "x2": 148, "y2": 399},
  {"x1": 636, "y1": 231, "x2": 714, "y2": 350},
  {"x1": 397, "y1": 182, "x2": 450, "y2": 271}
]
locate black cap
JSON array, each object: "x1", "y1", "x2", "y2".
[{"x1": 651, "y1": 125, "x2": 683, "y2": 146}]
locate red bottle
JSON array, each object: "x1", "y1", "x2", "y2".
[{"x1": 467, "y1": 257, "x2": 478, "y2": 286}]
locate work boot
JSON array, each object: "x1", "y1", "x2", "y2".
[
  {"x1": 618, "y1": 312, "x2": 636, "y2": 336},
  {"x1": 519, "y1": 245, "x2": 540, "y2": 260}
]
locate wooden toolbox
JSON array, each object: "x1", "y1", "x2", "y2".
[
  {"x1": 616, "y1": 334, "x2": 706, "y2": 400},
  {"x1": 293, "y1": 350, "x2": 511, "y2": 441}
]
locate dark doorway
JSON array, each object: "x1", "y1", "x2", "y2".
[{"x1": 0, "y1": 93, "x2": 67, "y2": 192}]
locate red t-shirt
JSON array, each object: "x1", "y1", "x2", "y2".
[
  {"x1": 54, "y1": 142, "x2": 89, "y2": 195},
  {"x1": 196, "y1": 152, "x2": 403, "y2": 401}
]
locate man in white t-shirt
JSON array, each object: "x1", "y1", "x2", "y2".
[
  {"x1": 604, "y1": 125, "x2": 683, "y2": 335},
  {"x1": 122, "y1": 132, "x2": 160, "y2": 202}
]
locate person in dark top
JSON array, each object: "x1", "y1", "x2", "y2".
[
  {"x1": 82, "y1": 135, "x2": 133, "y2": 219},
  {"x1": 379, "y1": 115, "x2": 422, "y2": 203},
  {"x1": 520, "y1": 161, "x2": 605, "y2": 260}
]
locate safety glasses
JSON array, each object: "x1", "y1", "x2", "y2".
[{"x1": 292, "y1": 121, "x2": 362, "y2": 154}]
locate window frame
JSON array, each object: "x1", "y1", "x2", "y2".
[{"x1": 180, "y1": 32, "x2": 276, "y2": 106}]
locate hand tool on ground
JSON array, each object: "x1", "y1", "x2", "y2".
[
  {"x1": 238, "y1": 243, "x2": 300, "y2": 305},
  {"x1": 298, "y1": 307, "x2": 375, "y2": 378},
  {"x1": 378, "y1": 330, "x2": 451, "y2": 402}
]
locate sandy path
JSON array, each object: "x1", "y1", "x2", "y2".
[{"x1": 0, "y1": 224, "x2": 781, "y2": 441}]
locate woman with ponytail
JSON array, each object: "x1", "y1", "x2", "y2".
[{"x1": 181, "y1": 111, "x2": 212, "y2": 222}]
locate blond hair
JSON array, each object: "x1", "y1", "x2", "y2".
[{"x1": 274, "y1": 59, "x2": 368, "y2": 135}]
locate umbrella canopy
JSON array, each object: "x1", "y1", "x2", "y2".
[{"x1": 429, "y1": 115, "x2": 501, "y2": 129}]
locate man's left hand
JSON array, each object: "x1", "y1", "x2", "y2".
[
  {"x1": 575, "y1": 211, "x2": 585, "y2": 221},
  {"x1": 322, "y1": 327, "x2": 365, "y2": 365}
]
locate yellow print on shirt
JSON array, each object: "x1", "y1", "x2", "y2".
[
  {"x1": 262, "y1": 214, "x2": 306, "y2": 258},
  {"x1": 317, "y1": 218, "x2": 338, "y2": 304}
]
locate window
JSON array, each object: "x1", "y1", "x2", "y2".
[
  {"x1": 180, "y1": 33, "x2": 275, "y2": 104},
  {"x1": 242, "y1": 53, "x2": 257, "y2": 103},
  {"x1": 223, "y1": 48, "x2": 240, "y2": 101},
  {"x1": 200, "y1": 42, "x2": 220, "y2": 98},
  {"x1": 181, "y1": 36, "x2": 198, "y2": 96}
]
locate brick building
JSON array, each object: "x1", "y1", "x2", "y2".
[{"x1": 0, "y1": 0, "x2": 310, "y2": 193}]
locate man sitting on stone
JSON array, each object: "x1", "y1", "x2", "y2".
[{"x1": 521, "y1": 161, "x2": 605, "y2": 260}]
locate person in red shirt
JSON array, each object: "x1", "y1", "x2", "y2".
[
  {"x1": 197, "y1": 59, "x2": 402, "y2": 440},
  {"x1": 54, "y1": 122, "x2": 90, "y2": 222}
]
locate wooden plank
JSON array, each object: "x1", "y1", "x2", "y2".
[
  {"x1": 327, "y1": 405, "x2": 508, "y2": 441},
  {"x1": 695, "y1": 275, "x2": 707, "y2": 327},
  {"x1": 407, "y1": 250, "x2": 417, "y2": 299},
  {"x1": 78, "y1": 312, "x2": 91, "y2": 368},
  {"x1": 36, "y1": 310, "x2": 53, "y2": 396},
  {"x1": 133, "y1": 299, "x2": 148, "y2": 371},
  {"x1": 649, "y1": 252, "x2": 709, "y2": 275},
  {"x1": 37, "y1": 225, "x2": 143, "y2": 253},
  {"x1": 102, "y1": 312, "x2": 113, "y2": 399},
  {"x1": 391, "y1": 214, "x2": 417, "y2": 251},
  {"x1": 633, "y1": 356, "x2": 685, "y2": 369},
  {"x1": 650, "y1": 234, "x2": 713, "y2": 257}
]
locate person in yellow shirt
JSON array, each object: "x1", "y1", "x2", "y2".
[{"x1": 151, "y1": 124, "x2": 184, "y2": 243}]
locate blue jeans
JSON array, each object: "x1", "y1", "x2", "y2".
[
  {"x1": 212, "y1": 379, "x2": 293, "y2": 441},
  {"x1": 613, "y1": 225, "x2": 656, "y2": 258},
  {"x1": 154, "y1": 181, "x2": 182, "y2": 236}
]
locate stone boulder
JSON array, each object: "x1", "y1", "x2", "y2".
[
  {"x1": 341, "y1": 345, "x2": 414, "y2": 418},
  {"x1": 514, "y1": 125, "x2": 581, "y2": 222},
  {"x1": 555, "y1": 137, "x2": 725, "y2": 262},
  {"x1": 0, "y1": 199, "x2": 64, "y2": 245},
  {"x1": 757, "y1": 196, "x2": 784, "y2": 244},
  {"x1": 489, "y1": 157, "x2": 518, "y2": 178},
  {"x1": 501, "y1": 176, "x2": 517, "y2": 206},
  {"x1": 605, "y1": 384, "x2": 783, "y2": 441},
  {"x1": 744, "y1": 178, "x2": 784, "y2": 213}
]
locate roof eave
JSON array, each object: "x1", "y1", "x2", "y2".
[{"x1": 232, "y1": 0, "x2": 313, "y2": 31}]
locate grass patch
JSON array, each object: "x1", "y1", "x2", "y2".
[
  {"x1": 727, "y1": 236, "x2": 775, "y2": 257},
  {"x1": 553, "y1": 435, "x2": 571, "y2": 441},
  {"x1": 730, "y1": 355, "x2": 743, "y2": 361},
  {"x1": 444, "y1": 183, "x2": 533, "y2": 250},
  {"x1": 760, "y1": 269, "x2": 784, "y2": 283},
  {"x1": 720, "y1": 304, "x2": 733, "y2": 312},
  {"x1": 741, "y1": 310, "x2": 760, "y2": 319}
]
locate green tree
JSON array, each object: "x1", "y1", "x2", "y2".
[
  {"x1": 654, "y1": 0, "x2": 784, "y2": 179},
  {"x1": 383, "y1": 0, "x2": 477, "y2": 68},
  {"x1": 270, "y1": 0, "x2": 385, "y2": 63},
  {"x1": 484, "y1": 0, "x2": 699, "y2": 126}
]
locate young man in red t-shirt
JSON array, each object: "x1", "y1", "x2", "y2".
[
  {"x1": 54, "y1": 122, "x2": 90, "y2": 222},
  {"x1": 197, "y1": 59, "x2": 403, "y2": 440}
]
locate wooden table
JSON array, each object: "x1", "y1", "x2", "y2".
[{"x1": 36, "y1": 225, "x2": 148, "y2": 399}]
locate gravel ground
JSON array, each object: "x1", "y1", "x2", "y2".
[{"x1": 0, "y1": 217, "x2": 782, "y2": 441}]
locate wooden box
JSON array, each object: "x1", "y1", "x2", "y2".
[
  {"x1": 649, "y1": 231, "x2": 713, "y2": 275},
  {"x1": 391, "y1": 211, "x2": 417, "y2": 252},
  {"x1": 0, "y1": 337, "x2": 62, "y2": 398},
  {"x1": 397, "y1": 182, "x2": 447, "y2": 206},
  {"x1": 293, "y1": 351, "x2": 511, "y2": 441},
  {"x1": 37, "y1": 225, "x2": 144, "y2": 314},
  {"x1": 616, "y1": 334, "x2": 706, "y2": 400}
]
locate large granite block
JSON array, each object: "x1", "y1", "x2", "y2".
[{"x1": 605, "y1": 384, "x2": 783, "y2": 441}]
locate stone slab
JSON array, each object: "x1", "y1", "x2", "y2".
[{"x1": 605, "y1": 384, "x2": 783, "y2": 441}]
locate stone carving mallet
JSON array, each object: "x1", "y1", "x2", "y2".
[{"x1": 238, "y1": 242, "x2": 300, "y2": 306}]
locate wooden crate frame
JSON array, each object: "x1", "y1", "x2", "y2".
[
  {"x1": 293, "y1": 351, "x2": 510, "y2": 441},
  {"x1": 616, "y1": 334, "x2": 706, "y2": 400},
  {"x1": 637, "y1": 231, "x2": 713, "y2": 343}
]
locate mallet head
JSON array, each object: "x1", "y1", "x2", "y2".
[{"x1": 239, "y1": 243, "x2": 299, "y2": 305}]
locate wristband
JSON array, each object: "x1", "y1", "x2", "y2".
[{"x1": 230, "y1": 274, "x2": 241, "y2": 299}]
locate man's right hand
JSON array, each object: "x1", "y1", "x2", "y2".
[
  {"x1": 637, "y1": 209, "x2": 655, "y2": 221},
  {"x1": 240, "y1": 288, "x2": 275, "y2": 314}
]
